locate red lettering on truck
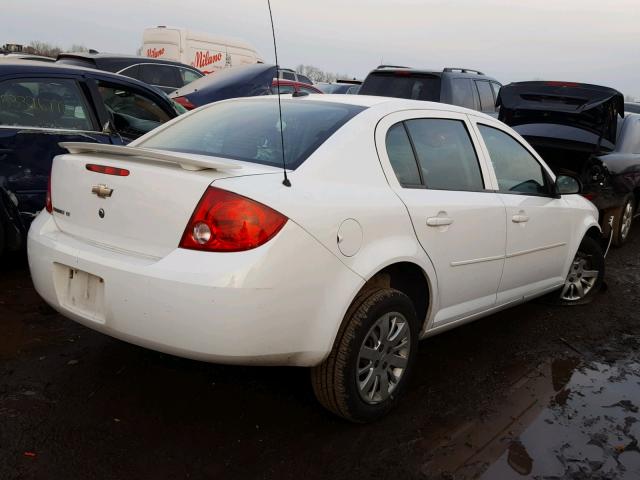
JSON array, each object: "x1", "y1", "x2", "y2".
[
  {"x1": 146, "y1": 47, "x2": 165, "y2": 58},
  {"x1": 193, "y1": 51, "x2": 223, "y2": 69}
]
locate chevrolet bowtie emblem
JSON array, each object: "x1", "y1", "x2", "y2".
[{"x1": 91, "y1": 184, "x2": 113, "y2": 198}]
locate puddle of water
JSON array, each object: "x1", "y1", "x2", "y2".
[
  {"x1": 420, "y1": 353, "x2": 640, "y2": 479},
  {"x1": 481, "y1": 357, "x2": 640, "y2": 479}
]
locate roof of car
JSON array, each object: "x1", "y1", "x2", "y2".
[
  {"x1": 0, "y1": 60, "x2": 171, "y2": 95},
  {"x1": 368, "y1": 66, "x2": 499, "y2": 82},
  {"x1": 57, "y1": 52, "x2": 195, "y2": 68},
  {"x1": 226, "y1": 93, "x2": 499, "y2": 121}
]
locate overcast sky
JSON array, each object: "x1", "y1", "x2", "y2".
[{"x1": 2, "y1": 0, "x2": 639, "y2": 98}]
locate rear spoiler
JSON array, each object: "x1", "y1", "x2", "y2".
[
  {"x1": 497, "y1": 82, "x2": 624, "y2": 144},
  {"x1": 59, "y1": 142, "x2": 242, "y2": 172}
]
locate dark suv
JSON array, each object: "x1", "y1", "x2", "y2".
[
  {"x1": 359, "y1": 66, "x2": 502, "y2": 114},
  {"x1": 56, "y1": 53, "x2": 203, "y2": 93}
]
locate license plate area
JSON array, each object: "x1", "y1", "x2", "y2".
[{"x1": 54, "y1": 264, "x2": 106, "y2": 324}]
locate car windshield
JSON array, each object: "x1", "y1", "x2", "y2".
[
  {"x1": 360, "y1": 72, "x2": 441, "y2": 101},
  {"x1": 138, "y1": 99, "x2": 366, "y2": 169}
]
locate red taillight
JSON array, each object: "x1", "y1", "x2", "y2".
[
  {"x1": 581, "y1": 192, "x2": 597, "y2": 201},
  {"x1": 179, "y1": 187, "x2": 288, "y2": 252},
  {"x1": 173, "y1": 96, "x2": 196, "y2": 110},
  {"x1": 45, "y1": 173, "x2": 52, "y2": 213},
  {"x1": 86, "y1": 164, "x2": 130, "y2": 176}
]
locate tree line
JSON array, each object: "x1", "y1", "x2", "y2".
[{"x1": 1, "y1": 41, "x2": 88, "y2": 57}]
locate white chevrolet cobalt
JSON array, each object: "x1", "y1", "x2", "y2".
[{"x1": 28, "y1": 95, "x2": 604, "y2": 422}]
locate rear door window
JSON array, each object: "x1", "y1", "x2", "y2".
[
  {"x1": 0, "y1": 78, "x2": 93, "y2": 131},
  {"x1": 385, "y1": 123, "x2": 422, "y2": 187},
  {"x1": 281, "y1": 71, "x2": 296, "y2": 81},
  {"x1": 450, "y1": 78, "x2": 477, "y2": 110},
  {"x1": 139, "y1": 65, "x2": 181, "y2": 88},
  {"x1": 475, "y1": 81, "x2": 496, "y2": 113},
  {"x1": 118, "y1": 64, "x2": 141, "y2": 80},
  {"x1": 490, "y1": 82, "x2": 501, "y2": 101},
  {"x1": 405, "y1": 118, "x2": 485, "y2": 191},
  {"x1": 138, "y1": 99, "x2": 366, "y2": 169},
  {"x1": 298, "y1": 75, "x2": 312, "y2": 85}
]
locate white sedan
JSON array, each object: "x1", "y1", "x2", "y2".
[{"x1": 28, "y1": 95, "x2": 604, "y2": 422}]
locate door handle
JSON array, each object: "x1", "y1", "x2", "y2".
[
  {"x1": 427, "y1": 216, "x2": 453, "y2": 227},
  {"x1": 512, "y1": 214, "x2": 530, "y2": 223}
]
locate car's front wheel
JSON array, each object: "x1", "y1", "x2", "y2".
[
  {"x1": 311, "y1": 288, "x2": 419, "y2": 423},
  {"x1": 556, "y1": 236, "x2": 605, "y2": 305}
]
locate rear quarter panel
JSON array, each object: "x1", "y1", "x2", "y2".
[{"x1": 212, "y1": 107, "x2": 439, "y2": 333}]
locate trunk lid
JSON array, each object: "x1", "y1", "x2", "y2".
[
  {"x1": 170, "y1": 64, "x2": 278, "y2": 108},
  {"x1": 497, "y1": 81, "x2": 624, "y2": 147},
  {"x1": 49, "y1": 144, "x2": 279, "y2": 258}
]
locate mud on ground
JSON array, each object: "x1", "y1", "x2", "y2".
[{"x1": 1, "y1": 226, "x2": 640, "y2": 479}]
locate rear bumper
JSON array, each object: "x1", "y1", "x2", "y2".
[{"x1": 28, "y1": 213, "x2": 364, "y2": 366}]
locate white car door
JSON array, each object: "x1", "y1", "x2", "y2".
[
  {"x1": 376, "y1": 111, "x2": 507, "y2": 326},
  {"x1": 471, "y1": 118, "x2": 574, "y2": 303}
]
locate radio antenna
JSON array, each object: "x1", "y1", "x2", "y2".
[{"x1": 267, "y1": 0, "x2": 291, "y2": 187}]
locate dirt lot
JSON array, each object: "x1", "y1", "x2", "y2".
[{"x1": 1, "y1": 227, "x2": 640, "y2": 480}]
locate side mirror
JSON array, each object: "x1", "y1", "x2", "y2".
[{"x1": 556, "y1": 175, "x2": 581, "y2": 195}]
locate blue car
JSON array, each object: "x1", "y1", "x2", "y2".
[{"x1": 0, "y1": 61, "x2": 181, "y2": 257}]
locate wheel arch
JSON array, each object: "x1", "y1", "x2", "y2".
[{"x1": 344, "y1": 260, "x2": 434, "y2": 337}]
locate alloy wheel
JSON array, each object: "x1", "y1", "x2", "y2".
[
  {"x1": 620, "y1": 201, "x2": 634, "y2": 241},
  {"x1": 356, "y1": 312, "x2": 411, "y2": 404},
  {"x1": 560, "y1": 254, "x2": 599, "y2": 302}
]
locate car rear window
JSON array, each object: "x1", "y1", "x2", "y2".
[
  {"x1": 138, "y1": 99, "x2": 366, "y2": 169},
  {"x1": 359, "y1": 72, "x2": 441, "y2": 101}
]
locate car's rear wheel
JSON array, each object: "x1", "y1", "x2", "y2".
[
  {"x1": 612, "y1": 195, "x2": 634, "y2": 247},
  {"x1": 311, "y1": 288, "x2": 419, "y2": 423},
  {"x1": 556, "y1": 236, "x2": 604, "y2": 305}
]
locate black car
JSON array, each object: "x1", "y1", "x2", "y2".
[
  {"x1": 56, "y1": 53, "x2": 203, "y2": 93},
  {"x1": 625, "y1": 102, "x2": 640, "y2": 114},
  {"x1": 170, "y1": 63, "x2": 278, "y2": 110},
  {"x1": 0, "y1": 61, "x2": 181, "y2": 256},
  {"x1": 359, "y1": 66, "x2": 502, "y2": 114},
  {"x1": 498, "y1": 81, "x2": 640, "y2": 246}
]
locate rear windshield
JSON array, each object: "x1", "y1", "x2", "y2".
[
  {"x1": 360, "y1": 72, "x2": 441, "y2": 101},
  {"x1": 138, "y1": 99, "x2": 366, "y2": 169}
]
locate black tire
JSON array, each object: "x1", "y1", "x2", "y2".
[
  {"x1": 553, "y1": 236, "x2": 605, "y2": 305},
  {"x1": 612, "y1": 195, "x2": 635, "y2": 247},
  {"x1": 311, "y1": 288, "x2": 419, "y2": 423}
]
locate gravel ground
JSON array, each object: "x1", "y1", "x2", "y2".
[{"x1": 1, "y1": 225, "x2": 640, "y2": 480}]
